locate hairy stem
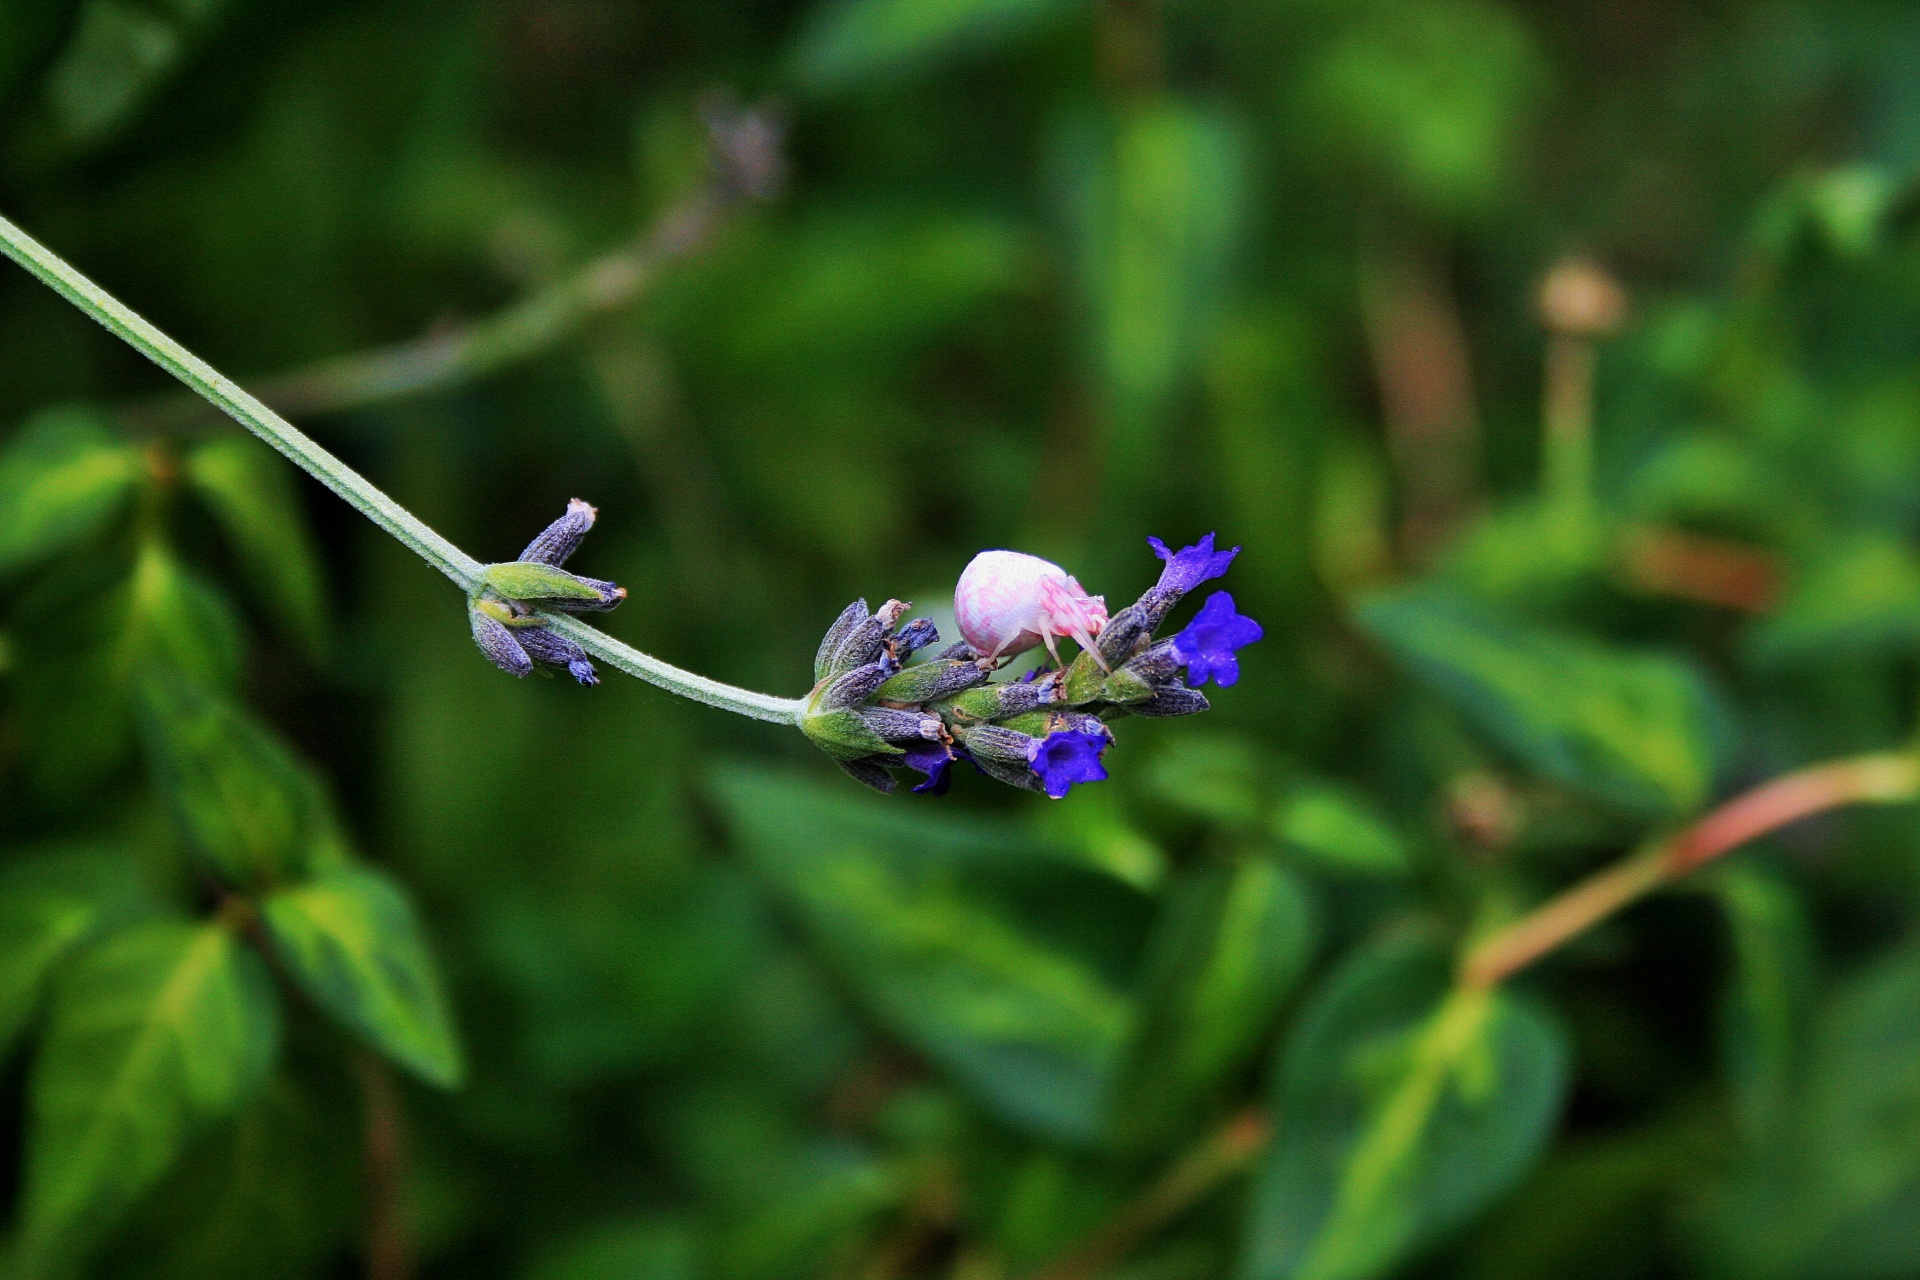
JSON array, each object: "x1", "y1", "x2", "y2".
[
  {"x1": 1463, "y1": 751, "x2": 1920, "y2": 988},
  {"x1": 0, "y1": 213, "x2": 804, "y2": 724}
]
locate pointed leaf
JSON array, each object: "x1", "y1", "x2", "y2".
[
  {"x1": 137, "y1": 674, "x2": 337, "y2": 889},
  {"x1": 1747, "y1": 536, "x2": 1920, "y2": 669},
  {"x1": 710, "y1": 764, "x2": 1132, "y2": 1143},
  {"x1": 1274, "y1": 782, "x2": 1410, "y2": 879},
  {"x1": 1242, "y1": 935, "x2": 1567, "y2": 1280},
  {"x1": 184, "y1": 435, "x2": 328, "y2": 658},
  {"x1": 1110, "y1": 855, "x2": 1316, "y2": 1148},
  {"x1": 1357, "y1": 590, "x2": 1724, "y2": 815},
  {"x1": 1711, "y1": 865, "x2": 1814, "y2": 1143},
  {"x1": 261, "y1": 866, "x2": 463, "y2": 1087},
  {"x1": 0, "y1": 406, "x2": 140, "y2": 574},
  {"x1": 0, "y1": 846, "x2": 152, "y2": 1061},
  {"x1": 18, "y1": 918, "x2": 279, "y2": 1274}
]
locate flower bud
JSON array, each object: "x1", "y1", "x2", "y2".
[
  {"x1": 856, "y1": 707, "x2": 944, "y2": 742},
  {"x1": 816, "y1": 599, "x2": 909, "y2": 680},
  {"x1": 519, "y1": 498, "x2": 597, "y2": 567},
  {"x1": 470, "y1": 602, "x2": 532, "y2": 678},
  {"x1": 887, "y1": 617, "x2": 940, "y2": 663},
  {"x1": 1096, "y1": 603, "x2": 1152, "y2": 667},
  {"x1": 1539, "y1": 257, "x2": 1627, "y2": 338},
  {"x1": 818, "y1": 659, "x2": 896, "y2": 711},
  {"x1": 872, "y1": 659, "x2": 987, "y2": 704},
  {"x1": 515, "y1": 625, "x2": 599, "y2": 685},
  {"x1": 802, "y1": 707, "x2": 901, "y2": 761},
  {"x1": 946, "y1": 680, "x2": 1050, "y2": 722},
  {"x1": 837, "y1": 756, "x2": 897, "y2": 794},
  {"x1": 1131, "y1": 686, "x2": 1209, "y2": 717},
  {"x1": 814, "y1": 599, "x2": 870, "y2": 681},
  {"x1": 958, "y1": 723, "x2": 1041, "y2": 765},
  {"x1": 1099, "y1": 666, "x2": 1155, "y2": 704}
]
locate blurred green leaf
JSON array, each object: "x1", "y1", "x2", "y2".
[
  {"x1": 523, "y1": 1218, "x2": 697, "y2": 1280},
  {"x1": 44, "y1": 0, "x2": 224, "y2": 147},
  {"x1": 790, "y1": 0, "x2": 1079, "y2": 89},
  {"x1": 1273, "y1": 781, "x2": 1409, "y2": 879},
  {"x1": 1111, "y1": 855, "x2": 1316, "y2": 1148},
  {"x1": 1748, "y1": 537, "x2": 1920, "y2": 668},
  {"x1": 103, "y1": 1077, "x2": 353, "y2": 1280},
  {"x1": 1357, "y1": 590, "x2": 1724, "y2": 815},
  {"x1": 1027, "y1": 784, "x2": 1167, "y2": 891},
  {"x1": 714, "y1": 1158, "x2": 900, "y2": 1280},
  {"x1": 711, "y1": 764, "x2": 1132, "y2": 1143},
  {"x1": 1299, "y1": 0, "x2": 1541, "y2": 214},
  {"x1": 0, "y1": 0, "x2": 82, "y2": 101},
  {"x1": 183, "y1": 435, "x2": 328, "y2": 658},
  {"x1": 137, "y1": 673, "x2": 340, "y2": 889},
  {"x1": 1711, "y1": 864, "x2": 1814, "y2": 1144},
  {"x1": 11, "y1": 542, "x2": 241, "y2": 798},
  {"x1": 1146, "y1": 732, "x2": 1266, "y2": 828},
  {"x1": 1058, "y1": 99, "x2": 1243, "y2": 502},
  {"x1": 1442, "y1": 502, "x2": 1608, "y2": 608},
  {"x1": 1242, "y1": 935, "x2": 1567, "y2": 1280},
  {"x1": 1698, "y1": 936, "x2": 1920, "y2": 1278},
  {"x1": 262, "y1": 865, "x2": 463, "y2": 1088},
  {"x1": 0, "y1": 406, "x2": 140, "y2": 575},
  {"x1": 0, "y1": 846, "x2": 152, "y2": 1062},
  {"x1": 18, "y1": 918, "x2": 279, "y2": 1274}
]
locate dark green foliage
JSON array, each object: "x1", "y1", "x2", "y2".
[
  {"x1": 3, "y1": 0, "x2": 1920, "y2": 1277},
  {"x1": 1243, "y1": 937, "x2": 1568, "y2": 1280}
]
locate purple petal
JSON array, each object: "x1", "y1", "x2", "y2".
[
  {"x1": 1169, "y1": 591, "x2": 1263, "y2": 688},
  {"x1": 901, "y1": 740, "x2": 960, "y2": 796},
  {"x1": 1025, "y1": 728, "x2": 1111, "y2": 800},
  {"x1": 1148, "y1": 533, "x2": 1240, "y2": 597}
]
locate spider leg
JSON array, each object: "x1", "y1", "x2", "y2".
[{"x1": 1043, "y1": 631, "x2": 1065, "y2": 670}]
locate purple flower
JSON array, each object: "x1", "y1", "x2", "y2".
[
  {"x1": 1170, "y1": 591, "x2": 1263, "y2": 688},
  {"x1": 1026, "y1": 728, "x2": 1110, "y2": 800},
  {"x1": 901, "y1": 740, "x2": 962, "y2": 795},
  {"x1": 1148, "y1": 533, "x2": 1239, "y2": 597}
]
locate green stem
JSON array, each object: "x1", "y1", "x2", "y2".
[
  {"x1": 0, "y1": 213, "x2": 804, "y2": 726},
  {"x1": 539, "y1": 614, "x2": 800, "y2": 723}
]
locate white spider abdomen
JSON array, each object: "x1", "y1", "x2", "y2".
[{"x1": 954, "y1": 550, "x2": 1106, "y2": 659}]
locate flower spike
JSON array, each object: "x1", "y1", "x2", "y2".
[{"x1": 800, "y1": 535, "x2": 1258, "y2": 798}]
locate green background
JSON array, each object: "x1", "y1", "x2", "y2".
[{"x1": 6, "y1": 1, "x2": 1920, "y2": 1277}]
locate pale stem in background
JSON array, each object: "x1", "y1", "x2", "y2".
[{"x1": 1537, "y1": 257, "x2": 1626, "y2": 536}]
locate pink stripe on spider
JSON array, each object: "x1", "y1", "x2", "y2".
[{"x1": 954, "y1": 550, "x2": 1110, "y2": 669}]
